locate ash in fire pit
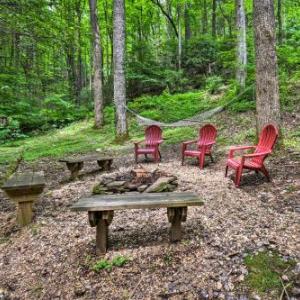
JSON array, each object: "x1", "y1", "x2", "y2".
[{"x1": 93, "y1": 166, "x2": 178, "y2": 194}]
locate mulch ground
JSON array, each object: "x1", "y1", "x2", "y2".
[{"x1": 0, "y1": 111, "x2": 299, "y2": 300}]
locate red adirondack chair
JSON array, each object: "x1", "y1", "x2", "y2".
[
  {"x1": 225, "y1": 124, "x2": 279, "y2": 187},
  {"x1": 182, "y1": 124, "x2": 217, "y2": 169},
  {"x1": 134, "y1": 125, "x2": 163, "y2": 163}
]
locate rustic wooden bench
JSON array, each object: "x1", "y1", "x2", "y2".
[
  {"x1": 71, "y1": 192, "x2": 204, "y2": 255},
  {"x1": 59, "y1": 155, "x2": 113, "y2": 180},
  {"x1": 2, "y1": 172, "x2": 45, "y2": 226}
]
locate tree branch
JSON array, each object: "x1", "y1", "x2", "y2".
[{"x1": 150, "y1": 0, "x2": 178, "y2": 38}]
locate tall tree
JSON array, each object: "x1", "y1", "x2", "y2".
[
  {"x1": 253, "y1": 0, "x2": 281, "y2": 133},
  {"x1": 89, "y1": 0, "x2": 104, "y2": 128},
  {"x1": 212, "y1": 0, "x2": 217, "y2": 37},
  {"x1": 236, "y1": 0, "x2": 247, "y2": 89},
  {"x1": 277, "y1": 0, "x2": 283, "y2": 44},
  {"x1": 113, "y1": 0, "x2": 128, "y2": 141}
]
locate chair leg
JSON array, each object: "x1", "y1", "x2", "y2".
[
  {"x1": 155, "y1": 150, "x2": 159, "y2": 163},
  {"x1": 225, "y1": 166, "x2": 228, "y2": 177},
  {"x1": 210, "y1": 154, "x2": 214, "y2": 163},
  {"x1": 135, "y1": 151, "x2": 138, "y2": 164},
  {"x1": 235, "y1": 167, "x2": 243, "y2": 187},
  {"x1": 199, "y1": 153, "x2": 205, "y2": 169},
  {"x1": 181, "y1": 154, "x2": 185, "y2": 166},
  {"x1": 260, "y1": 165, "x2": 270, "y2": 182},
  {"x1": 159, "y1": 150, "x2": 162, "y2": 160}
]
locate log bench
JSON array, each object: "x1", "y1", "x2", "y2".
[
  {"x1": 59, "y1": 155, "x2": 113, "y2": 180},
  {"x1": 71, "y1": 192, "x2": 204, "y2": 255},
  {"x1": 1, "y1": 172, "x2": 45, "y2": 226}
]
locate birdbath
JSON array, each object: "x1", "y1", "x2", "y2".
[{"x1": 2, "y1": 172, "x2": 45, "y2": 226}]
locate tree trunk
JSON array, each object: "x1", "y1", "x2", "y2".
[
  {"x1": 113, "y1": 0, "x2": 128, "y2": 141},
  {"x1": 89, "y1": 0, "x2": 104, "y2": 128},
  {"x1": 184, "y1": 2, "x2": 191, "y2": 42},
  {"x1": 212, "y1": 0, "x2": 217, "y2": 37},
  {"x1": 236, "y1": 0, "x2": 247, "y2": 89},
  {"x1": 202, "y1": 0, "x2": 208, "y2": 34},
  {"x1": 177, "y1": 4, "x2": 182, "y2": 70},
  {"x1": 253, "y1": 0, "x2": 281, "y2": 134},
  {"x1": 277, "y1": 0, "x2": 283, "y2": 44}
]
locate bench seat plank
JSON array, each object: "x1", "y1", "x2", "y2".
[{"x1": 71, "y1": 192, "x2": 203, "y2": 211}]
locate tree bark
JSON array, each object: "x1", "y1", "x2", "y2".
[
  {"x1": 177, "y1": 4, "x2": 182, "y2": 70},
  {"x1": 236, "y1": 0, "x2": 247, "y2": 89},
  {"x1": 253, "y1": 0, "x2": 281, "y2": 134},
  {"x1": 184, "y1": 2, "x2": 191, "y2": 42},
  {"x1": 202, "y1": 0, "x2": 208, "y2": 34},
  {"x1": 212, "y1": 0, "x2": 217, "y2": 37},
  {"x1": 277, "y1": 0, "x2": 283, "y2": 44},
  {"x1": 89, "y1": 0, "x2": 104, "y2": 128},
  {"x1": 113, "y1": 0, "x2": 128, "y2": 141}
]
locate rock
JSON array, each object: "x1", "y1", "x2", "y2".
[
  {"x1": 145, "y1": 177, "x2": 178, "y2": 193},
  {"x1": 291, "y1": 287, "x2": 300, "y2": 297},
  {"x1": 92, "y1": 184, "x2": 108, "y2": 195},
  {"x1": 251, "y1": 294, "x2": 261, "y2": 300},
  {"x1": 281, "y1": 274, "x2": 289, "y2": 282},
  {"x1": 126, "y1": 183, "x2": 140, "y2": 191},
  {"x1": 137, "y1": 185, "x2": 148, "y2": 192},
  {"x1": 106, "y1": 181, "x2": 126, "y2": 188}
]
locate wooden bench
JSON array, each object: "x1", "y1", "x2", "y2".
[
  {"x1": 71, "y1": 192, "x2": 204, "y2": 255},
  {"x1": 59, "y1": 155, "x2": 113, "y2": 180},
  {"x1": 2, "y1": 172, "x2": 45, "y2": 226}
]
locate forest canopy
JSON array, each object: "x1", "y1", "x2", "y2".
[{"x1": 0, "y1": 0, "x2": 299, "y2": 141}]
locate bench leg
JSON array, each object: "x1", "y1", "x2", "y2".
[
  {"x1": 167, "y1": 207, "x2": 187, "y2": 242},
  {"x1": 17, "y1": 201, "x2": 34, "y2": 226},
  {"x1": 66, "y1": 162, "x2": 83, "y2": 180},
  {"x1": 88, "y1": 211, "x2": 114, "y2": 255},
  {"x1": 97, "y1": 160, "x2": 112, "y2": 171}
]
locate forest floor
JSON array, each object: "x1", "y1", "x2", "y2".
[{"x1": 0, "y1": 109, "x2": 299, "y2": 300}]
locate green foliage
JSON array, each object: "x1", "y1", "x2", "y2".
[
  {"x1": 0, "y1": 118, "x2": 26, "y2": 142},
  {"x1": 205, "y1": 76, "x2": 223, "y2": 94},
  {"x1": 244, "y1": 251, "x2": 296, "y2": 294},
  {"x1": 92, "y1": 255, "x2": 129, "y2": 272},
  {"x1": 128, "y1": 90, "x2": 220, "y2": 123}
]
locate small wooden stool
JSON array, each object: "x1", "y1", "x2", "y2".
[{"x1": 2, "y1": 172, "x2": 45, "y2": 226}]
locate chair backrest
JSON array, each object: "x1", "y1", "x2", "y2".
[
  {"x1": 145, "y1": 125, "x2": 162, "y2": 145},
  {"x1": 198, "y1": 124, "x2": 217, "y2": 150},
  {"x1": 253, "y1": 124, "x2": 279, "y2": 165}
]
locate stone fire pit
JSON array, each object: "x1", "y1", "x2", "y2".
[{"x1": 93, "y1": 166, "x2": 178, "y2": 195}]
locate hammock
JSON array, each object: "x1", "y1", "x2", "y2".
[{"x1": 126, "y1": 85, "x2": 253, "y2": 128}]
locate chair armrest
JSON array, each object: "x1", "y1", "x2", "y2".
[
  {"x1": 199, "y1": 141, "x2": 215, "y2": 146},
  {"x1": 182, "y1": 140, "x2": 197, "y2": 145},
  {"x1": 228, "y1": 145, "x2": 256, "y2": 158},
  {"x1": 243, "y1": 151, "x2": 271, "y2": 159},
  {"x1": 133, "y1": 140, "x2": 144, "y2": 145}
]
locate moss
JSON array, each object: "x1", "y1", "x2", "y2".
[{"x1": 244, "y1": 251, "x2": 296, "y2": 295}]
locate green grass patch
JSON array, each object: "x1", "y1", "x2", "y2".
[
  {"x1": 92, "y1": 255, "x2": 129, "y2": 272},
  {"x1": 128, "y1": 90, "x2": 223, "y2": 123},
  {"x1": 244, "y1": 251, "x2": 296, "y2": 295},
  {"x1": 284, "y1": 128, "x2": 300, "y2": 151}
]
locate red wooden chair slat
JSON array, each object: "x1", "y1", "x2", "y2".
[
  {"x1": 225, "y1": 124, "x2": 278, "y2": 187},
  {"x1": 134, "y1": 125, "x2": 163, "y2": 163},
  {"x1": 182, "y1": 124, "x2": 217, "y2": 169}
]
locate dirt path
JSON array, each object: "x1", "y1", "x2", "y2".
[{"x1": 0, "y1": 146, "x2": 299, "y2": 299}]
